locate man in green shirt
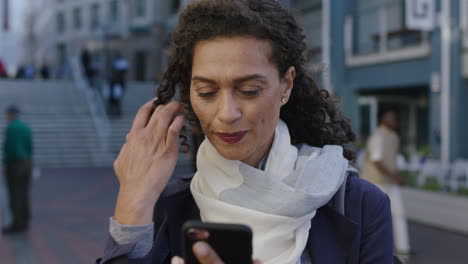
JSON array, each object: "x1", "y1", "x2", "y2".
[{"x1": 2, "y1": 106, "x2": 33, "y2": 233}]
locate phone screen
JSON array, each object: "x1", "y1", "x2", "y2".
[{"x1": 182, "y1": 221, "x2": 253, "y2": 264}]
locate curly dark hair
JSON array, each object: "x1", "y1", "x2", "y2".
[{"x1": 155, "y1": 0, "x2": 356, "y2": 160}]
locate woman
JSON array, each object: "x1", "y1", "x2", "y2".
[{"x1": 98, "y1": 0, "x2": 393, "y2": 263}]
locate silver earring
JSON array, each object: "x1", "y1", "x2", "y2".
[{"x1": 281, "y1": 97, "x2": 287, "y2": 104}]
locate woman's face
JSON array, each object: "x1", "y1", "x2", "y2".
[{"x1": 190, "y1": 36, "x2": 295, "y2": 167}]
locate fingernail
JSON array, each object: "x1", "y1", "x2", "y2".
[
  {"x1": 171, "y1": 256, "x2": 183, "y2": 264},
  {"x1": 194, "y1": 241, "x2": 209, "y2": 256}
]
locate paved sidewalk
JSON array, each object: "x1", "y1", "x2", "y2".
[
  {"x1": 1, "y1": 168, "x2": 119, "y2": 264},
  {"x1": 402, "y1": 187, "x2": 468, "y2": 235},
  {"x1": 407, "y1": 222, "x2": 468, "y2": 264}
]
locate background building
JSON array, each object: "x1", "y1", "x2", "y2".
[
  {"x1": 292, "y1": 0, "x2": 468, "y2": 163},
  {"x1": 0, "y1": 0, "x2": 31, "y2": 75},
  {"x1": 26, "y1": 0, "x2": 468, "y2": 162},
  {"x1": 33, "y1": 0, "x2": 186, "y2": 81}
]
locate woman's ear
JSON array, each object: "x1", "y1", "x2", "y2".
[{"x1": 281, "y1": 66, "x2": 296, "y2": 102}]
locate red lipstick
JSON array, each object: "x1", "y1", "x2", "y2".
[{"x1": 215, "y1": 131, "x2": 248, "y2": 144}]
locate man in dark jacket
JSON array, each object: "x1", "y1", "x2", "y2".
[{"x1": 2, "y1": 106, "x2": 33, "y2": 233}]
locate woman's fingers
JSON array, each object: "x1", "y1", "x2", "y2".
[
  {"x1": 172, "y1": 244, "x2": 259, "y2": 264},
  {"x1": 166, "y1": 115, "x2": 185, "y2": 152},
  {"x1": 129, "y1": 100, "x2": 184, "y2": 150},
  {"x1": 130, "y1": 98, "x2": 157, "y2": 132},
  {"x1": 171, "y1": 256, "x2": 260, "y2": 264},
  {"x1": 193, "y1": 242, "x2": 224, "y2": 264},
  {"x1": 171, "y1": 256, "x2": 185, "y2": 264},
  {"x1": 148, "y1": 101, "x2": 183, "y2": 134}
]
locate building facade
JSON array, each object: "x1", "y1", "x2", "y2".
[
  {"x1": 39, "y1": 0, "x2": 185, "y2": 81},
  {"x1": 0, "y1": 0, "x2": 31, "y2": 75},
  {"x1": 291, "y1": 0, "x2": 468, "y2": 162},
  {"x1": 39, "y1": 0, "x2": 468, "y2": 161}
]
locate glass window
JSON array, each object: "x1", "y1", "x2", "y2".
[
  {"x1": 73, "y1": 7, "x2": 82, "y2": 30},
  {"x1": 171, "y1": 0, "x2": 181, "y2": 14},
  {"x1": 302, "y1": 8, "x2": 322, "y2": 62},
  {"x1": 134, "y1": 51, "x2": 147, "y2": 81},
  {"x1": 56, "y1": 43, "x2": 67, "y2": 66},
  {"x1": 355, "y1": 0, "x2": 384, "y2": 54},
  {"x1": 355, "y1": 0, "x2": 421, "y2": 54},
  {"x1": 293, "y1": 0, "x2": 320, "y2": 7},
  {"x1": 109, "y1": 0, "x2": 119, "y2": 22},
  {"x1": 135, "y1": 0, "x2": 146, "y2": 18},
  {"x1": 56, "y1": 12, "x2": 65, "y2": 34},
  {"x1": 90, "y1": 3, "x2": 100, "y2": 30}
]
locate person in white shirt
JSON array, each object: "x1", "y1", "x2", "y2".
[{"x1": 361, "y1": 109, "x2": 411, "y2": 256}]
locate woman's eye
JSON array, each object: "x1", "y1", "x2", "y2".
[
  {"x1": 198, "y1": 92, "x2": 217, "y2": 98},
  {"x1": 240, "y1": 90, "x2": 260, "y2": 96}
]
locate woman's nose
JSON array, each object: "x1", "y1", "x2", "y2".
[{"x1": 217, "y1": 92, "x2": 242, "y2": 124}]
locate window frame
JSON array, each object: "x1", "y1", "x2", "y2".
[
  {"x1": 109, "y1": 0, "x2": 120, "y2": 23},
  {"x1": 72, "y1": 7, "x2": 82, "y2": 31},
  {"x1": 135, "y1": 0, "x2": 147, "y2": 18},
  {"x1": 90, "y1": 3, "x2": 100, "y2": 31},
  {"x1": 56, "y1": 11, "x2": 66, "y2": 34}
]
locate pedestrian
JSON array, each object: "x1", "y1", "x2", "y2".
[
  {"x1": 40, "y1": 64, "x2": 51, "y2": 80},
  {"x1": 97, "y1": 1, "x2": 394, "y2": 263},
  {"x1": 81, "y1": 48, "x2": 94, "y2": 86},
  {"x1": 361, "y1": 109, "x2": 412, "y2": 256},
  {"x1": 23, "y1": 64, "x2": 35, "y2": 79},
  {"x1": 108, "y1": 53, "x2": 128, "y2": 116},
  {"x1": 0, "y1": 58, "x2": 7, "y2": 78},
  {"x1": 2, "y1": 106, "x2": 33, "y2": 234},
  {"x1": 15, "y1": 65, "x2": 25, "y2": 79}
]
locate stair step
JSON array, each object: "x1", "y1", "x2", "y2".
[{"x1": 0, "y1": 80, "x2": 166, "y2": 167}]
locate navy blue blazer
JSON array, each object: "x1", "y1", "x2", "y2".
[{"x1": 99, "y1": 174, "x2": 394, "y2": 264}]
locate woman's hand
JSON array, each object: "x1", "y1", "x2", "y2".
[
  {"x1": 171, "y1": 242, "x2": 262, "y2": 264},
  {"x1": 113, "y1": 99, "x2": 184, "y2": 225}
]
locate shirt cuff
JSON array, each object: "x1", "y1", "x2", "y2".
[{"x1": 109, "y1": 217, "x2": 154, "y2": 259}]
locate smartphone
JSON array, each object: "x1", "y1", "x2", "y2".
[{"x1": 182, "y1": 221, "x2": 253, "y2": 264}]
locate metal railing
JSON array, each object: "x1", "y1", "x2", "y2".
[
  {"x1": 69, "y1": 56, "x2": 111, "y2": 155},
  {"x1": 415, "y1": 159, "x2": 468, "y2": 192}
]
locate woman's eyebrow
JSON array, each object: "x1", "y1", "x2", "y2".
[
  {"x1": 233, "y1": 74, "x2": 267, "y2": 84},
  {"x1": 191, "y1": 76, "x2": 216, "y2": 84},
  {"x1": 191, "y1": 74, "x2": 267, "y2": 84}
]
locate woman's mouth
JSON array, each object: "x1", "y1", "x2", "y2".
[{"x1": 215, "y1": 131, "x2": 248, "y2": 144}]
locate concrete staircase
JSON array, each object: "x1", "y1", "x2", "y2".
[
  {"x1": 0, "y1": 79, "x2": 112, "y2": 168},
  {"x1": 0, "y1": 80, "x2": 193, "y2": 168}
]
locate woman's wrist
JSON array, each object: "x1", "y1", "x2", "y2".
[{"x1": 114, "y1": 187, "x2": 160, "y2": 225}]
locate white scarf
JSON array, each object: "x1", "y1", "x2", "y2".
[{"x1": 190, "y1": 120, "x2": 349, "y2": 264}]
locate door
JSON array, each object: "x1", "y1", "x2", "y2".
[
  {"x1": 358, "y1": 95, "x2": 418, "y2": 157},
  {"x1": 358, "y1": 96, "x2": 378, "y2": 145}
]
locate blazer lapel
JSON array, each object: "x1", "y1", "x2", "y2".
[
  {"x1": 164, "y1": 187, "x2": 201, "y2": 256},
  {"x1": 307, "y1": 205, "x2": 359, "y2": 264}
]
